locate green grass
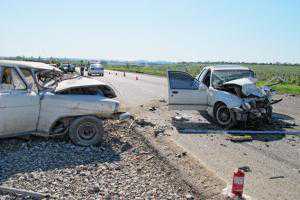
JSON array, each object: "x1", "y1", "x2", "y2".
[
  {"x1": 257, "y1": 81, "x2": 300, "y2": 95},
  {"x1": 105, "y1": 64, "x2": 300, "y2": 95}
]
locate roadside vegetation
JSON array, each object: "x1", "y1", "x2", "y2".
[{"x1": 105, "y1": 63, "x2": 300, "y2": 95}]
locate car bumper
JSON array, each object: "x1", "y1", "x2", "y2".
[
  {"x1": 231, "y1": 107, "x2": 267, "y2": 121},
  {"x1": 89, "y1": 72, "x2": 103, "y2": 74}
]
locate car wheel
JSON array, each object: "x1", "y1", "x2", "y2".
[
  {"x1": 215, "y1": 104, "x2": 236, "y2": 128},
  {"x1": 68, "y1": 116, "x2": 105, "y2": 146}
]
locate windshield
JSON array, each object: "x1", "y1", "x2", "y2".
[
  {"x1": 212, "y1": 70, "x2": 254, "y2": 87},
  {"x1": 35, "y1": 69, "x2": 64, "y2": 91}
]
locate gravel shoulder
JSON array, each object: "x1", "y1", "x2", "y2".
[{"x1": 0, "y1": 120, "x2": 219, "y2": 200}]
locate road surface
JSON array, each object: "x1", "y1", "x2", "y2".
[{"x1": 97, "y1": 70, "x2": 300, "y2": 200}]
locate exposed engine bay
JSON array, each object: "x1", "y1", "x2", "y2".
[{"x1": 213, "y1": 76, "x2": 283, "y2": 123}]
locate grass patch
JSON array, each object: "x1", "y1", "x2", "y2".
[{"x1": 257, "y1": 81, "x2": 300, "y2": 95}]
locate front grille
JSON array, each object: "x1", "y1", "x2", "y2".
[{"x1": 256, "y1": 99, "x2": 268, "y2": 108}]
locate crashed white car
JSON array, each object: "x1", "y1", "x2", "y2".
[
  {"x1": 0, "y1": 60, "x2": 128, "y2": 146},
  {"x1": 167, "y1": 65, "x2": 281, "y2": 128}
]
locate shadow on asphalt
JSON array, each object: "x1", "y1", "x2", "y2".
[{"x1": 171, "y1": 111, "x2": 297, "y2": 142}]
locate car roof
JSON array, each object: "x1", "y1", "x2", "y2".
[
  {"x1": 0, "y1": 60, "x2": 60, "y2": 71},
  {"x1": 205, "y1": 65, "x2": 250, "y2": 71},
  {"x1": 55, "y1": 76, "x2": 107, "y2": 92},
  {"x1": 90, "y1": 63, "x2": 103, "y2": 67}
]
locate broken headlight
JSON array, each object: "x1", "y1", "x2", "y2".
[{"x1": 241, "y1": 102, "x2": 251, "y2": 110}]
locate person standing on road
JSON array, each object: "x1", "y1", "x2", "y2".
[{"x1": 80, "y1": 61, "x2": 85, "y2": 76}]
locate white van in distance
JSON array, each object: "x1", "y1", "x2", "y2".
[{"x1": 88, "y1": 63, "x2": 104, "y2": 76}]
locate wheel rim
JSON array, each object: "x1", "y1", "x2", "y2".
[
  {"x1": 77, "y1": 122, "x2": 98, "y2": 140},
  {"x1": 217, "y1": 106, "x2": 231, "y2": 125}
]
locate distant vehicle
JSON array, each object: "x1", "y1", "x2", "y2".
[
  {"x1": 88, "y1": 64, "x2": 104, "y2": 76},
  {"x1": 0, "y1": 60, "x2": 129, "y2": 146},
  {"x1": 167, "y1": 65, "x2": 282, "y2": 128},
  {"x1": 60, "y1": 63, "x2": 75, "y2": 73}
]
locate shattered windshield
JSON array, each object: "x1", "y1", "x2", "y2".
[
  {"x1": 36, "y1": 69, "x2": 64, "y2": 90},
  {"x1": 212, "y1": 70, "x2": 254, "y2": 87}
]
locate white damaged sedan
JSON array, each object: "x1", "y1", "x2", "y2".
[
  {"x1": 167, "y1": 65, "x2": 282, "y2": 128},
  {"x1": 0, "y1": 60, "x2": 129, "y2": 146}
]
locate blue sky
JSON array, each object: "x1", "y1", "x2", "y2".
[{"x1": 1, "y1": 0, "x2": 299, "y2": 63}]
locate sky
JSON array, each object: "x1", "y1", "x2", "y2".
[{"x1": 0, "y1": 0, "x2": 300, "y2": 63}]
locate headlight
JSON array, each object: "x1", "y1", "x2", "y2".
[{"x1": 242, "y1": 102, "x2": 251, "y2": 110}]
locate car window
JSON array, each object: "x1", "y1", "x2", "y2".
[
  {"x1": 0, "y1": 67, "x2": 27, "y2": 91},
  {"x1": 19, "y1": 68, "x2": 38, "y2": 92},
  {"x1": 168, "y1": 71, "x2": 198, "y2": 90}
]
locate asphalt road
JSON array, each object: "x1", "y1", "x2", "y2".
[{"x1": 98, "y1": 70, "x2": 300, "y2": 200}]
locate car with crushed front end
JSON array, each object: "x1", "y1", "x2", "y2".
[
  {"x1": 167, "y1": 65, "x2": 282, "y2": 128},
  {"x1": 0, "y1": 60, "x2": 129, "y2": 146}
]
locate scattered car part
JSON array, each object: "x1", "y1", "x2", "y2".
[
  {"x1": 0, "y1": 186, "x2": 50, "y2": 199},
  {"x1": 226, "y1": 135, "x2": 253, "y2": 142}
]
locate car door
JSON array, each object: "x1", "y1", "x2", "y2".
[
  {"x1": 0, "y1": 66, "x2": 40, "y2": 137},
  {"x1": 167, "y1": 70, "x2": 208, "y2": 110}
]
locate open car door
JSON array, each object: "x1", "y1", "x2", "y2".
[{"x1": 167, "y1": 71, "x2": 208, "y2": 110}]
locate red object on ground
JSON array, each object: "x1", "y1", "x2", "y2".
[{"x1": 231, "y1": 169, "x2": 245, "y2": 196}]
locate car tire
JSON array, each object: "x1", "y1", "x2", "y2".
[
  {"x1": 68, "y1": 116, "x2": 105, "y2": 146},
  {"x1": 214, "y1": 103, "x2": 236, "y2": 128}
]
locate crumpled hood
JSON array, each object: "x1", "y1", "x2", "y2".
[
  {"x1": 55, "y1": 76, "x2": 108, "y2": 92},
  {"x1": 223, "y1": 77, "x2": 266, "y2": 97}
]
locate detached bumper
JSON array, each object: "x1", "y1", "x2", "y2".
[{"x1": 231, "y1": 107, "x2": 267, "y2": 121}]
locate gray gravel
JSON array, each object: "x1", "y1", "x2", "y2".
[{"x1": 0, "y1": 120, "x2": 197, "y2": 199}]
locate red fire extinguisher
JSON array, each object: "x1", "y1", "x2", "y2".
[{"x1": 231, "y1": 169, "x2": 245, "y2": 196}]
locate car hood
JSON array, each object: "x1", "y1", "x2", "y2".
[
  {"x1": 55, "y1": 77, "x2": 108, "y2": 92},
  {"x1": 223, "y1": 77, "x2": 266, "y2": 97}
]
